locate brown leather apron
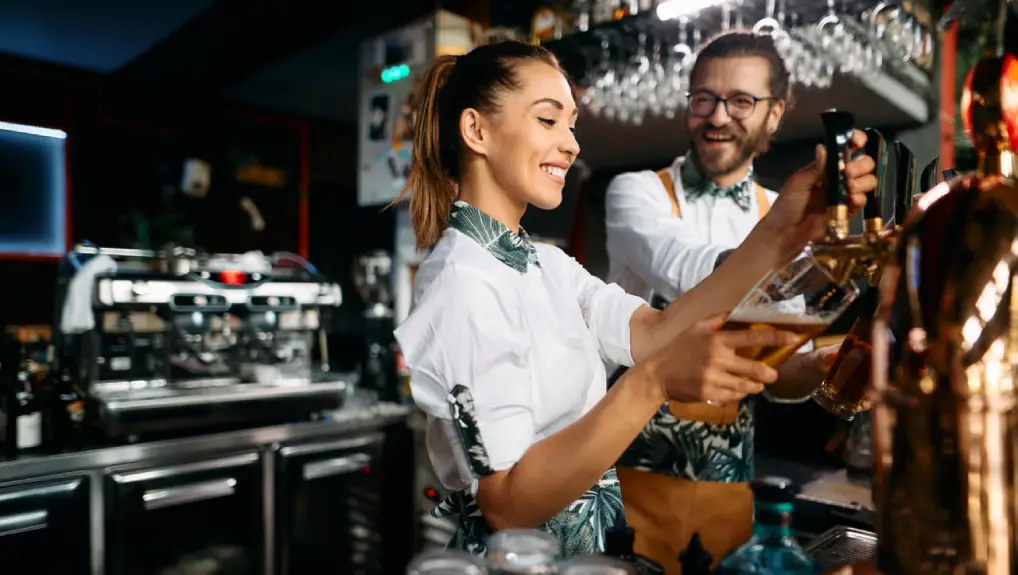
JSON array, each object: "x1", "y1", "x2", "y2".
[{"x1": 618, "y1": 167, "x2": 770, "y2": 574}]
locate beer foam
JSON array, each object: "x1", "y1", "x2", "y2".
[{"x1": 726, "y1": 309, "x2": 831, "y2": 325}]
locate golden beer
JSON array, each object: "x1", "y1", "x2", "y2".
[
  {"x1": 812, "y1": 288, "x2": 879, "y2": 420},
  {"x1": 722, "y1": 310, "x2": 829, "y2": 368},
  {"x1": 813, "y1": 318, "x2": 872, "y2": 420}
]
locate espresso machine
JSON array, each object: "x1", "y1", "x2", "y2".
[
  {"x1": 55, "y1": 244, "x2": 347, "y2": 437},
  {"x1": 870, "y1": 2, "x2": 1018, "y2": 572}
]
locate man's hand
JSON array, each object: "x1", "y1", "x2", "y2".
[
  {"x1": 761, "y1": 130, "x2": 878, "y2": 257},
  {"x1": 769, "y1": 345, "x2": 839, "y2": 400}
]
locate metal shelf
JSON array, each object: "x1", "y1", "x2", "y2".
[{"x1": 535, "y1": 2, "x2": 935, "y2": 169}]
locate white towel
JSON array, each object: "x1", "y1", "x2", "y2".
[{"x1": 60, "y1": 255, "x2": 117, "y2": 334}]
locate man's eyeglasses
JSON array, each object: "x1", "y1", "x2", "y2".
[{"x1": 686, "y1": 91, "x2": 777, "y2": 120}]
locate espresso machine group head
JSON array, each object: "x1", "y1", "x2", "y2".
[{"x1": 58, "y1": 245, "x2": 348, "y2": 437}]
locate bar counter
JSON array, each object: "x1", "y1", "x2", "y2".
[
  {"x1": 0, "y1": 400, "x2": 416, "y2": 575},
  {"x1": 0, "y1": 401, "x2": 412, "y2": 482}
]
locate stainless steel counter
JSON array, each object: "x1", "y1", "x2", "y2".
[{"x1": 0, "y1": 402, "x2": 413, "y2": 483}]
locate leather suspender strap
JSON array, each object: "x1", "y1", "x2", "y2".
[
  {"x1": 655, "y1": 168, "x2": 770, "y2": 218},
  {"x1": 656, "y1": 168, "x2": 681, "y2": 216},
  {"x1": 653, "y1": 167, "x2": 772, "y2": 426},
  {"x1": 755, "y1": 183, "x2": 770, "y2": 218}
]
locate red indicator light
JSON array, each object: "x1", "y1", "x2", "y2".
[
  {"x1": 361, "y1": 465, "x2": 371, "y2": 475},
  {"x1": 219, "y1": 270, "x2": 246, "y2": 285},
  {"x1": 424, "y1": 488, "x2": 438, "y2": 501}
]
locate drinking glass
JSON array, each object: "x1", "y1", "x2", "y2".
[
  {"x1": 486, "y1": 529, "x2": 560, "y2": 574},
  {"x1": 723, "y1": 246, "x2": 860, "y2": 368},
  {"x1": 557, "y1": 556, "x2": 636, "y2": 574},
  {"x1": 406, "y1": 550, "x2": 488, "y2": 575}
]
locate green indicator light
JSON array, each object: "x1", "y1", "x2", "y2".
[{"x1": 381, "y1": 64, "x2": 411, "y2": 83}]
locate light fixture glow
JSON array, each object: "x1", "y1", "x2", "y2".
[
  {"x1": 381, "y1": 64, "x2": 411, "y2": 84},
  {"x1": 0, "y1": 120, "x2": 67, "y2": 140},
  {"x1": 916, "y1": 181, "x2": 951, "y2": 211},
  {"x1": 656, "y1": 0, "x2": 726, "y2": 21}
]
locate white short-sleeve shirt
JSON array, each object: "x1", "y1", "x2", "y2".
[{"x1": 394, "y1": 201, "x2": 647, "y2": 495}]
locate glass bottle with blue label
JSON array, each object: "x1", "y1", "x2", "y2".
[{"x1": 716, "y1": 476, "x2": 816, "y2": 575}]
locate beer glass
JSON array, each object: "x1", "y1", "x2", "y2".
[
  {"x1": 723, "y1": 246, "x2": 860, "y2": 368},
  {"x1": 811, "y1": 305, "x2": 874, "y2": 420},
  {"x1": 406, "y1": 550, "x2": 489, "y2": 575}
]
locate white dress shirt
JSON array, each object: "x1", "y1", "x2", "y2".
[
  {"x1": 604, "y1": 155, "x2": 812, "y2": 404},
  {"x1": 605, "y1": 155, "x2": 778, "y2": 304},
  {"x1": 395, "y1": 221, "x2": 647, "y2": 496}
]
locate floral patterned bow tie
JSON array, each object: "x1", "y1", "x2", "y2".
[{"x1": 680, "y1": 154, "x2": 755, "y2": 211}]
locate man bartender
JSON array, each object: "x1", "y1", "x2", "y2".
[{"x1": 605, "y1": 31, "x2": 837, "y2": 572}]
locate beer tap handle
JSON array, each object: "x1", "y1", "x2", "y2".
[
  {"x1": 920, "y1": 156, "x2": 941, "y2": 192},
  {"x1": 820, "y1": 109, "x2": 857, "y2": 239},
  {"x1": 892, "y1": 141, "x2": 917, "y2": 223},
  {"x1": 943, "y1": 168, "x2": 960, "y2": 181},
  {"x1": 862, "y1": 128, "x2": 888, "y2": 232}
]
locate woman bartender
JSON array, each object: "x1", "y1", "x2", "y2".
[{"x1": 392, "y1": 40, "x2": 876, "y2": 557}]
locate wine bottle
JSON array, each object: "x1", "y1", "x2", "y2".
[
  {"x1": 43, "y1": 349, "x2": 86, "y2": 452},
  {"x1": 1, "y1": 341, "x2": 42, "y2": 455}
]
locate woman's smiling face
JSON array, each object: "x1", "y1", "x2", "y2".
[{"x1": 477, "y1": 61, "x2": 581, "y2": 211}]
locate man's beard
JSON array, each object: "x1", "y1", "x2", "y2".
[{"x1": 690, "y1": 122, "x2": 772, "y2": 180}]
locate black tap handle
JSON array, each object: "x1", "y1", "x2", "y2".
[
  {"x1": 892, "y1": 141, "x2": 917, "y2": 223},
  {"x1": 820, "y1": 110, "x2": 856, "y2": 210},
  {"x1": 943, "y1": 168, "x2": 960, "y2": 181},
  {"x1": 920, "y1": 156, "x2": 941, "y2": 192},
  {"x1": 862, "y1": 128, "x2": 888, "y2": 225}
]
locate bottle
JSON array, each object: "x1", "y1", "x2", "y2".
[
  {"x1": 678, "y1": 532, "x2": 712, "y2": 575},
  {"x1": 611, "y1": 0, "x2": 633, "y2": 20},
  {"x1": 571, "y1": 0, "x2": 591, "y2": 32},
  {"x1": 531, "y1": 3, "x2": 567, "y2": 44},
  {"x1": 43, "y1": 351, "x2": 86, "y2": 452},
  {"x1": 405, "y1": 550, "x2": 488, "y2": 575},
  {"x1": 604, "y1": 523, "x2": 665, "y2": 575},
  {"x1": 486, "y1": 529, "x2": 559, "y2": 574},
  {"x1": 1, "y1": 341, "x2": 43, "y2": 455},
  {"x1": 591, "y1": 0, "x2": 615, "y2": 24},
  {"x1": 716, "y1": 477, "x2": 815, "y2": 575}
]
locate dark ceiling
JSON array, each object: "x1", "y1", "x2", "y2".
[{"x1": 0, "y1": 0, "x2": 479, "y2": 125}]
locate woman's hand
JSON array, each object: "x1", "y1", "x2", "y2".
[
  {"x1": 761, "y1": 130, "x2": 878, "y2": 256},
  {"x1": 648, "y1": 314, "x2": 800, "y2": 405}
]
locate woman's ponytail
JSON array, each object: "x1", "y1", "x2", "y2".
[{"x1": 393, "y1": 54, "x2": 458, "y2": 250}]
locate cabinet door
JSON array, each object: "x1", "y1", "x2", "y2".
[
  {"x1": 105, "y1": 452, "x2": 264, "y2": 575},
  {"x1": 275, "y1": 434, "x2": 385, "y2": 575},
  {"x1": 0, "y1": 476, "x2": 90, "y2": 575}
]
